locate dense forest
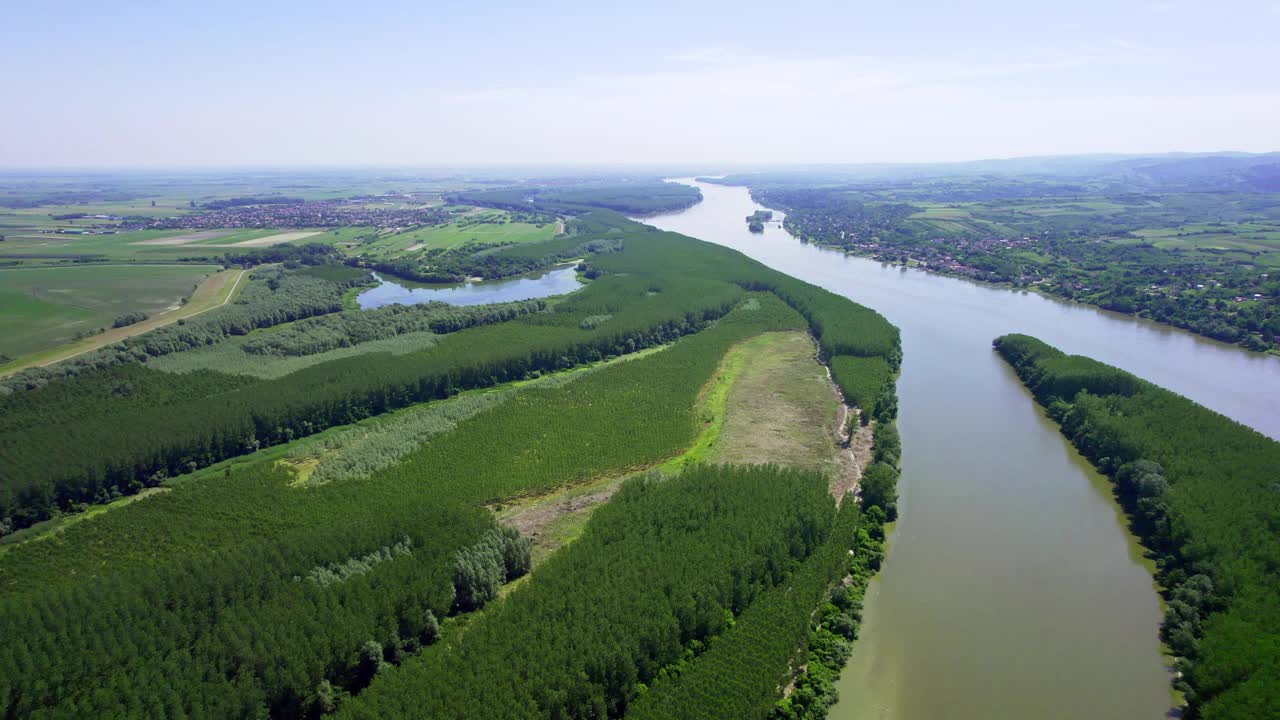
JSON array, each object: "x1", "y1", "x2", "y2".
[
  {"x1": 338, "y1": 464, "x2": 839, "y2": 719},
  {"x1": 453, "y1": 181, "x2": 702, "y2": 216},
  {"x1": 0, "y1": 204, "x2": 903, "y2": 720},
  {"x1": 994, "y1": 334, "x2": 1279, "y2": 719}
]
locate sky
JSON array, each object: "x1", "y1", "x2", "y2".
[{"x1": 2, "y1": 0, "x2": 1278, "y2": 167}]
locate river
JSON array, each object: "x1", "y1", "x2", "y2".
[{"x1": 641, "y1": 179, "x2": 1280, "y2": 720}]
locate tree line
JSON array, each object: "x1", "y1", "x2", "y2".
[
  {"x1": 1, "y1": 265, "x2": 371, "y2": 394},
  {"x1": 0, "y1": 272, "x2": 743, "y2": 532},
  {"x1": 995, "y1": 333, "x2": 1279, "y2": 719}
]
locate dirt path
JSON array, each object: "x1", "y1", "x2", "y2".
[
  {"x1": 0, "y1": 268, "x2": 248, "y2": 378},
  {"x1": 824, "y1": 359, "x2": 875, "y2": 504}
]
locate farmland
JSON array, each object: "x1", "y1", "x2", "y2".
[
  {"x1": 0, "y1": 264, "x2": 219, "y2": 359},
  {"x1": 344, "y1": 210, "x2": 559, "y2": 259},
  {"x1": 0, "y1": 172, "x2": 702, "y2": 373}
]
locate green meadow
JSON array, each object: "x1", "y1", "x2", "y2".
[
  {"x1": 348, "y1": 211, "x2": 558, "y2": 259},
  {"x1": 0, "y1": 264, "x2": 218, "y2": 358}
]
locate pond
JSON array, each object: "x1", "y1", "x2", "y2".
[{"x1": 355, "y1": 266, "x2": 583, "y2": 309}]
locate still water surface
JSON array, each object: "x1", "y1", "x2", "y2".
[
  {"x1": 643, "y1": 179, "x2": 1280, "y2": 720},
  {"x1": 356, "y1": 266, "x2": 582, "y2": 309}
]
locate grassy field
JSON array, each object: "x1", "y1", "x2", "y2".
[
  {"x1": 908, "y1": 203, "x2": 1017, "y2": 235},
  {"x1": 348, "y1": 210, "x2": 559, "y2": 259},
  {"x1": 0, "y1": 227, "x2": 331, "y2": 265},
  {"x1": 0, "y1": 264, "x2": 221, "y2": 359},
  {"x1": 1132, "y1": 224, "x2": 1280, "y2": 253},
  {"x1": 149, "y1": 328, "x2": 442, "y2": 378},
  {"x1": 711, "y1": 331, "x2": 841, "y2": 474},
  {"x1": 907, "y1": 198, "x2": 1280, "y2": 266}
]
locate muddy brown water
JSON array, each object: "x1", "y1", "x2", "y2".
[{"x1": 642, "y1": 179, "x2": 1280, "y2": 720}]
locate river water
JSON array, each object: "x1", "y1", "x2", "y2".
[{"x1": 642, "y1": 179, "x2": 1280, "y2": 720}]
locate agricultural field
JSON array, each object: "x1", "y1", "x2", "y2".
[
  {"x1": 1131, "y1": 223, "x2": 1280, "y2": 257},
  {"x1": 0, "y1": 264, "x2": 219, "y2": 359},
  {"x1": 347, "y1": 210, "x2": 559, "y2": 260},
  {"x1": 0, "y1": 227, "x2": 339, "y2": 265}
]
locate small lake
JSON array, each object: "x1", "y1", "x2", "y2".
[{"x1": 356, "y1": 266, "x2": 583, "y2": 309}]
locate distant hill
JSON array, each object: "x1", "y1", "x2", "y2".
[
  {"x1": 708, "y1": 151, "x2": 1280, "y2": 193},
  {"x1": 1107, "y1": 154, "x2": 1280, "y2": 191}
]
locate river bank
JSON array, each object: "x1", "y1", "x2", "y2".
[
  {"x1": 733, "y1": 185, "x2": 1279, "y2": 358},
  {"x1": 639, "y1": 178, "x2": 1280, "y2": 720},
  {"x1": 785, "y1": 230, "x2": 1280, "y2": 360}
]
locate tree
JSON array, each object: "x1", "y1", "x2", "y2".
[
  {"x1": 309, "y1": 679, "x2": 341, "y2": 715},
  {"x1": 860, "y1": 463, "x2": 898, "y2": 520},
  {"x1": 356, "y1": 640, "x2": 388, "y2": 685},
  {"x1": 423, "y1": 610, "x2": 441, "y2": 645}
]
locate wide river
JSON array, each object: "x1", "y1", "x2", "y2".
[{"x1": 642, "y1": 179, "x2": 1280, "y2": 720}]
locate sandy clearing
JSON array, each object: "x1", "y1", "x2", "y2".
[
  {"x1": 826, "y1": 362, "x2": 876, "y2": 504},
  {"x1": 8, "y1": 234, "x2": 83, "y2": 241},
  {"x1": 134, "y1": 230, "x2": 235, "y2": 246},
  {"x1": 218, "y1": 231, "x2": 322, "y2": 247},
  {"x1": 405, "y1": 243, "x2": 425, "y2": 252},
  {"x1": 494, "y1": 477, "x2": 626, "y2": 564}
]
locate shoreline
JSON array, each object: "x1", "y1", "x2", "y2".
[{"x1": 784, "y1": 228, "x2": 1280, "y2": 358}]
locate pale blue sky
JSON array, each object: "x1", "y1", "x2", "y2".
[{"x1": 3, "y1": 0, "x2": 1277, "y2": 166}]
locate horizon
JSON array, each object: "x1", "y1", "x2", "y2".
[
  {"x1": 1, "y1": 148, "x2": 1277, "y2": 174},
  {"x1": 4, "y1": 1, "x2": 1279, "y2": 167}
]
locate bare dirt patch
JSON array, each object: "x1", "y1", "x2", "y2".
[
  {"x1": 134, "y1": 230, "x2": 234, "y2": 246},
  {"x1": 221, "y1": 231, "x2": 322, "y2": 247},
  {"x1": 832, "y1": 410, "x2": 876, "y2": 504},
  {"x1": 492, "y1": 475, "x2": 628, "y2": 565}
]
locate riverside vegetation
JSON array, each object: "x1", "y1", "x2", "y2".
[
  {"x1": 994, "y1": 334, "x2": 1279, "y2": 719},
  {"x1": 718, "y1": 155, "x2": 1280, "y2": 352},
  {"x1": 0, "y1": 202, "x2": 901, "y2": 719}
]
